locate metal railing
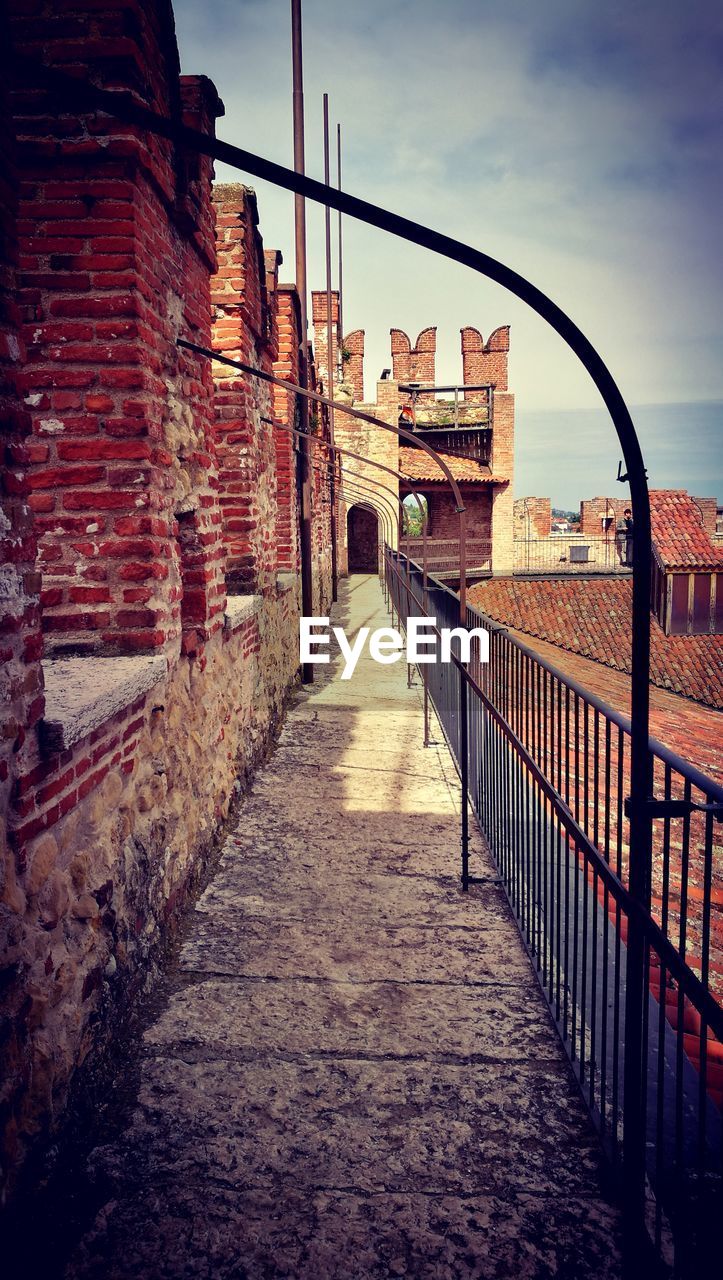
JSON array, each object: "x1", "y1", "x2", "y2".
[
  {"x1": 514, "y1": 535, "x2": 632, "y2": 575},
  {"x1": 386, "y1": 547, "x2": 723, "y2": 1272},
  {"x1": 403, "y1": 536, "x2": 492, "y2": 574}
]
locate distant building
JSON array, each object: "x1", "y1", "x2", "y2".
[{"x1": 311, "y1": 294, "x2": 514, "y2": 580}]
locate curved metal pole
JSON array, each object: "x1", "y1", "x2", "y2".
[
  {"x1": 324, "y1": 452, "x2": 418, "y2": 546},
  {"x1": 338, "y1": 462, "x2": 430, "y2": 581},
  {"x1": 332, "y1": 473, "x2": 400, "y2": 547},
  {"x1": 310, "y1": 466, "x2": 399, "y2": 613},
  {"x1": 180, "y1": 337, "x2": 443, "y2": 604},
  {"x1": 344, "y1": 493, "x2": 393, "y2": 554},
  {"x1": 336, "y1": 484, "x2": 395, "y2": 563},
  {"x1": 334, "y1": 475, "x2": 402, "y2": 599},
  {"x1": 255, "y1": 408, "x2": 427, "y2": 536},
  {"x1": 19, "y1": 60, "x2": 653, "y2": 1245},
  {"x1": 196, "y1": 345, "x2": 430, "y2": 533},
  {"x1": 178, "y1": 340, "x2": 465, "y2": 508},
  {"x1": 327, "y1": 478, "x2": 394, "y2": 575}
]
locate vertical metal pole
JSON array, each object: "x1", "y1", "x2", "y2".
[
  {"x1": 403, "y1": 498, "x2": 412, "y2": 687},
  {"x1": 323, "y1": 93, "x2": 338, "y2": 604},
  {"x1": 460, "y1": 670, "x2": 469, "y2": 890},
  {"x1": 291, "y1": 0, "x2": 314, "y2": 680},
  {"x1": 623, "y1": 506, "x2": 654, "y2": 1266},
  {"x1": 458, "y1": 505, "x2": 468, "y2": 623},
  {"x1": 423, "y1": 503, "x2": 430, "y2": 746},
  {"x1": 336, "y1": 122, "x2": 344, "y2": 378}
]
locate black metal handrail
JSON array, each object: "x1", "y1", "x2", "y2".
[{"x1": 386, "y1": 547, "x2": 723, "y2": 1273}]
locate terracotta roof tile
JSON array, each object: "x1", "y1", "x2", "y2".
[
  {"x1": 469, "y1": 576, "x2": 723, "y2": 711},
  {"x1": 398, "y1": 447, "x2": 505, "y2": 485},
  {"x1": 649, "y1": 489, "x2": 723, "y2": 570}
]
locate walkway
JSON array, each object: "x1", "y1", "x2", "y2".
[{"x1": 66, "y1": 575, "x2": 623, "y2": 1279}]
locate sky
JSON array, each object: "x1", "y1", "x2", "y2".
[{"x1": 173, "y1": 0, "x2": 723, "y2": 506}]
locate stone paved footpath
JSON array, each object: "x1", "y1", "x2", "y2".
[{"x1": 66, "y1": 575, "x2": 623, "y2": 1279}]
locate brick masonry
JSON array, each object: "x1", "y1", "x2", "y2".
[
  {"x1": 391, "y1": 327, "x2": 436, "y2": 403},
  {"x1": 9, "y1": 3, "x2": 227, "y2": 654},
  {"x1": 0, "y1": 0, "x2": 333, "y2": 1200},
  {"x1": 330, "y1": 319, "x2": 514, "y2": 575},
  {"x1": 515, "y1": 497, "x2": 552, "y2": 539},
  {"x1": 212, "y1": 184, "x2": 278, "y2": 594},
  {"x1": 460, "y1": 325, "x2": 509, "y2": 396},
  {"x1": 579, "y1": 496, "x2": 628, "y2": 536}
]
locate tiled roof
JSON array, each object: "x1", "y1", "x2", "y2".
[
  {"x1": 507, "y1": 633, "x2": 723, "y2": 789},
  {"x1": 399, "y1": 447, "x2": 505, "y2": 485},
  {"x1": 468, "y1": 576, "x2": 723, "y2": 711},
  {"x1": 649, "y1": 489, "x2": 723, "y2": 570}
]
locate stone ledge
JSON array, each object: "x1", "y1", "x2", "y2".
[
  {"x1": 224, "y1": 594, "x2": 260, "y2": 635},
  {"x1": 40, "y1": 654, "x2": 167, "y2": 754}
]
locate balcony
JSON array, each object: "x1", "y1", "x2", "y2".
[
  {"x1": 399, "y1": 384, "x2": 493, "y2": 464},
  {"x1": 403, "y1": 536, "x2": 492, "y2": 576}
]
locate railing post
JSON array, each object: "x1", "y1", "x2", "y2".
[
  {"x1": 460, "y1": 668, "x2": 469, "y2": 890},
  {"x1": 622, "y1": 514, "x2": 654, "y2": 1269}
]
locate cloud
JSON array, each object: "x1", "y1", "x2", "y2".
[{"x1": 172, "y1": 0, "x2": 723, "y2": 496}]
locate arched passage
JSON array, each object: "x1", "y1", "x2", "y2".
[{"x1": 347, "y1": 503, "x2": 379, "y2": 572}]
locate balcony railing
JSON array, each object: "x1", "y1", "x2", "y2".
[
  {"x1": 385, "y1": 548, "x2": 723, "y2": 1272},
  {"x1": 402, "y1": 536, "x2": 492, "y2": 574},
  {"x1": 514, "y1": 534, "x2": 631, "y2": 574}
]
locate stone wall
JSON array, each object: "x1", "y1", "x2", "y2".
[
  {"x1": 273, "y1": 285, "x2": 302, "y2": 576},
  {"x1": 307, "y1": 344, "x2": 334, "y2": 614},
  {"x1": 2, "y1": 583, "x2": 299, "y2": 1198},
  {"x1": 0, "y1": 0, "x2": 328, "y2": 1201}
]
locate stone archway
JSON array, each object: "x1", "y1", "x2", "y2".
[{"x1": 347, "y1": 504, "x2": 379, "y2": 572}]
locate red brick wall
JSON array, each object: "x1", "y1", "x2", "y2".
[
  {"x1": 0, "y1": 4, "x2": 319, "y2": 1196},
  {"x1": 344, "y1": 328, "x2": 364, "y2": 401},
  {"x1": 490, "y1": 385, "x2": 514, "y2": 572},
  {"x1": 579, "y1": 496, "x2": 628, "y2": 536},
  {"x1": 390, "y1": 327, "x2": 436, "y2": 402},
  {"x1": 427, "y1": 488, "x2": 492, "y2": 539},
  {"x1": 461, "y1": 325, "x2": 509, "y2": 398},
  {"x1": 212, "y1": 184, "x2": 278, "y2": 593},
  {"x1": 311, "y1": 288, "x2": 339, "y2": 395},
  {"x1": 347, "y1": 505, "x2": 379, "y2": 571},
  {"x1": 307, "y1": 347, "x2": 334, "y2": 613},
  {"x1": 8, "y1": 0, "x2": 225, "y2": 654},
  {"x1": 273, "y1": 285, "x2": 301, "y2": 574},
  {"x1": 336, "y1": 378, "x2": 400, "y2": 571},
  {"x1": 693, "y1": 496, "x2": 717, "y2": 537},
  {"x1": 514, "y1": 497, "x2": 551, "y2": 539}
]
